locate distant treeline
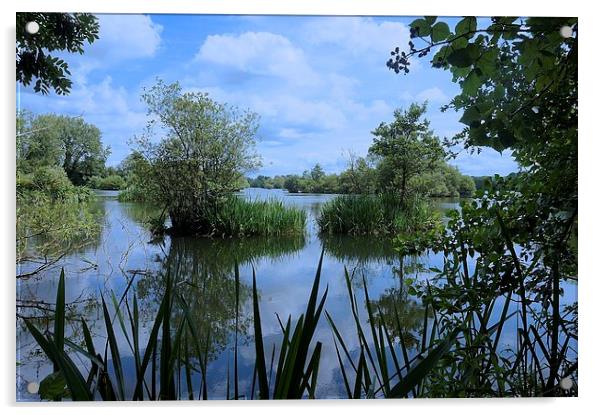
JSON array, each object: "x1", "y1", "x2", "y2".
[
  {"x1": 471, "y1": 174, "x2": 517, "y2": 192},
  {"x1": 247, "y1": 160, "x2": 477, "y2": 198}
]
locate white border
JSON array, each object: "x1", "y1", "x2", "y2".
[{"x1": 2, "y1": 1, "x2": 599, "y2": 414}]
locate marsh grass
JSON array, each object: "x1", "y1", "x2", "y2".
[
  {"x1": 317, "y1": 194, "x2": 441, "y2": 244},
  {"x1": 210, "y1": 197, "x2": 306, "y2": 238},
  {"x1": 317, "y1": 194, "x2": 402, "y2": 235}
]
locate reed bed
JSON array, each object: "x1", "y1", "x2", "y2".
[
  {"x1": 317, "y1": 194, "x2": 436, "y2": 238},
  {"x1": 211, "y1": 197, "x2": 306, "y2": 237},
  {"x1": 317, "y1": 194, "x2": 400, "y2": 235},
  {"x1": 23, "y1": 249, "x2": 576, "y2": 400},
  {"x1": 23, "y1": 254, "x2": 454, "y2": 400}
]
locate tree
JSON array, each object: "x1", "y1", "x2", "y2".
[
  {"x1": 339, "y1": 152, "x2": 377, "y2": 195},
  {"x1": 58, "y1": 117, "x2": 109, "y2": 185},
  {"x1": 17, "y1": 113, "x2": 109, "y2": 185},
  {"x1": 284, "y1": 175, "x2": 303, "y2": 193},
  {"x1": 388, "y1": 17, "x2": 578, "y2": 396},
  {"x1": 17, "y1": 111, "x2": 63, "y2": 171},
  {"x1": 369, "y1": 103, "x2": 445, "y2": 204},
  {"x1": 387, "y1": 17, "x2": 577, "y2": 208},
  {"x1": 16, "y1": 13, "x2": 99, "y2": 95},
  {"x1": 134, "y1": 80, "x2": 261, "y2": 235},
  {"x1": 309, "y1": 164, "x2": 326, "y2": 182}
]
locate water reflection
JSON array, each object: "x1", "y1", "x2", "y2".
[
  {"x1": 16, "y1": 189, "x2": 457, "y2": 400},
  {"x1": 135, "y1": 235, "x2": 306, "y2": 362}
]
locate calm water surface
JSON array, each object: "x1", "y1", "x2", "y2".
[{"x1": 16, "y1": 188, "x2": 576, "y2": 400}]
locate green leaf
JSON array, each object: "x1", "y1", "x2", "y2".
[
  {"x1": 410, "y1": 18, "x2": 431, "y2": 37},
  {"x1": 462, "y1": 70, "x2": 482, "y2": 96},
  {"x1": 477, "y1": 49, "x2": 498, "y2": 77},
  {"x1": 498, "y1": 129, "x2": 516, "y2": 149},
  {"x1": 24, "y1": 319, "x2": 92, "y2": 401},
  {"x1": 54, "y1": 268, "x2": 66, "y2": 370},
  {"x1": 252, "y1": 268, "x2": 270, "y2": 399},
  {"x1": 39, "y1": 372, "x2": 67, "y2": 401},
  {"x1": 451, "y1": 36, "x2": 468, "y2": 49},
  {"x1": 447, "y1": 44, "x2": 480, "y2": 68},
  {"x1": 388, "y1": 328, "x2": 461, "y2": 398},
  {"x1": 455, "y1": 17, "x2": 477, "y2": 38},
  {"x1": 101, "y1": 296, "x2": 125, "y2": 400},
  {"x1": 431, "y1": 22, "x2": 450, "y2": 43},
  {"x1": 459, "y1": 105, "x2": 481, "y2": 126}
]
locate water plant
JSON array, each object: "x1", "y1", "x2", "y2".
[
  {"x1": 318, "y1": 194, "x2": 441, "y2": 243},
  {"x1": 209, "y1": 197, "x2": 306, "y2": 238},
  {"x1": 23, "y1": 253, "x2": 469, "y2": 401},
  {"x1": 317, "y1": 194, "x2": 401, "y2": 235}
]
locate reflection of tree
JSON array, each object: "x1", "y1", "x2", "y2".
[
  {"x1": 371, "y1": 285, "x2": 425, "y2": 349},
  {"x1": 135, "y1": 234, "x2": 306, "y2": 361},
  {"x1": 322, "y1": 233, "x2": 428, "y2": 350},
  {"x1": 118, "y1": 200, "x2": 165, "y2": 230},
  {"x1": 320, "y1": 234, "x2": 398, "y2": 265}
]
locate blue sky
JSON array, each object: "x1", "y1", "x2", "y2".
[{"x1": 18, "y1": 14, "x2": 518, "y2": 177}]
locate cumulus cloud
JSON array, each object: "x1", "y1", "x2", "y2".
[
  {"x1": 61, "y1": 14, "x2": 163, "y2": 85},
  {"x1": 196, "y1": 31, "x2": 319, "y2": 85},
  {"x1": 417, "y1": 87, "x2": 450, "y2": 104},
  {"x1": 92, "y1": 14, "x2": 163, "y2": 61},
  {"x1": 21, "y1": 15, "x2": 516, "y2": 176},
  {"x1": 305, "y1": 17, "x2": 410, "y2": 56},
  {"x1": 20, "y1": 75, "x2": 147, "y2": 165}
]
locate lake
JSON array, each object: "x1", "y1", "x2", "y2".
[{"x1": 15, "y1": 188, "x2": 577, "y2": 400}]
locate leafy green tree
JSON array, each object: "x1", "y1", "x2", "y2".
[
  {"x1": 17, "y1": 113, "x2": 109, "y2": 185},
  {"x1": 17, "y1": 111, "x2": 63, "y2": 171},
  {"x1": 369, "y1": 103, "x2": 446, "y2": 204},
  {"x1": 339, "y1": 153, "x2": 377, "y2": 194},
  {"x1": 58, "y1": 117, "x2": 109, "y2": 185},
  {"x1": 388, "y1": 17, "x2": 578, "y2": 396},
  {"x1": 16, "y1": 13, "x2": 99, "y2": 95},
  {"x1": 133, "y1": 80, "x2": 261, "y2": 235},
  {"x1": 283, "y1": 175, "x2": 303, "y2": 193},
  {"x1": 88, "y1": 174, "x2": 126, "y2": 190},
  {"x1": 309, "y1": 164, "x2": 326, "y2": 182}
]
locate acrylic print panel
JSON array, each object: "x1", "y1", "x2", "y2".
[{"x1": 16, "y1": 13, "x2": 577, "y2": 400}]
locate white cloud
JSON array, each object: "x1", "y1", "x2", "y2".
[
  {"x1": 93, "y1": 14, "x2": 163, "y2": 61},
  {"x1": 57, "y1": 14, "x2": 164, "y2": 86},
  {"x1": 450, "y1": 148, "x2": 519, "y2": 176},
  {"x1": 186, "y1": 85, "x2": 348, "y2": 131},
  {"x1": 21, "y1": 75, "x2": 147, "y2": 165},
  {"x1": 196, "y1": 32, "x2": 318, "y2": 85},
  {"x1": 417, "y1": 87, "x2": 450, "y2": 104},
  {"x1": 305, "y1": 17, "x2": 409, "y2": 56}
]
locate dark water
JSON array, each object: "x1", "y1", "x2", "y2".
[{"x1": 15, "y1": 188, "x2": 577, "y2": 400}]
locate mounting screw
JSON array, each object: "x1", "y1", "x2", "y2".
[
  {"x1": 25, "y1": 21, "x2": 40, "y2": 35},
  {"x1": 27, "y1": 381, "x2": 39, "y2": 394},
  {"x1": 560, "y1": 377, "x2": 573, "y2": 391},
  {"x1": 559, "y1": 25, "x2": 573, "y2": 39}
]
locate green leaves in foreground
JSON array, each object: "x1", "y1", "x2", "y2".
[
  {"x1": 387, "y1": 328, "x2": 461, "y2": 398},
  {"x1": 252, "y1": 249, "x2": 328, "y2": 399},
  {"x1": 327, "y1": 267, "x2": 461, "y2": 399},
  {"x1": 24, "y1": 269, "x2": 92, "y2": 401},
  {"x1": 26, "y1": 258, "x2": 462, "y2": 401}
]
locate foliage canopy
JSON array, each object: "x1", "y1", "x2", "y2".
[{"x1": 16, "y1": 13, "x2": 99, "y2": 95}]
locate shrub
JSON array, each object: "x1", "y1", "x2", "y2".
[
  {"x1": 117, "y1": 185, "x2": 150, "y2": 203},
  {"x1": 88, "y1": 174, "x2": 126, "y2": 190},
  {"x1": 27, "y1": 166, "x2": 74, "y2": 199}
]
